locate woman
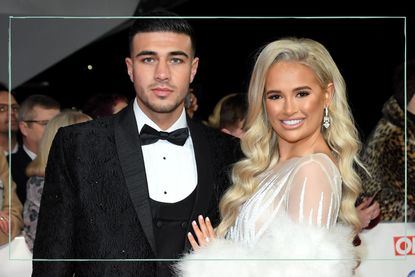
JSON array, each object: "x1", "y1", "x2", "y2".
[
  {"x1": 177, "y1": 38, "x2": 364, "y2": 276},
  {"x1": 23, "y1": 110, "x2": 91, "y2": 251},
  {"x1": 360, "y1": 60, "x2": 414, "y2": 222}
]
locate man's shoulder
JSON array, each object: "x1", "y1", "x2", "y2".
[
  {"x1": 59, "y1": 116, "x2": 115, "y2": 137},
  {"x1": 190, "y1": 120, "x2": 238, "y2": 143},
  {"x1": 189, "y1": 119, "x2": 242, "y2": 160}
]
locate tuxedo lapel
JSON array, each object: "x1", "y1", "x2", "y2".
[
  {"x1": 114, "y1": 104, "x2": 156, "y2": 254},
  {"x1": 187, "y1": 120, "x2": 215, "y2": 228}
]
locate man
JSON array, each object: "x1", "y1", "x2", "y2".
[
  {"x1": 33, "y1": 14, "x2": 240, "y2": 277},
  {"x1": 0, "y1": 83, "x2": 20, "y2": 156},
  {"x1": 8, "y1": 94, "x2": 60, "y2": 204}
]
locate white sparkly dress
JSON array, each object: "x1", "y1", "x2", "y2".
[
  {"x1": 226, "y1": 153, "x2": 342, "y2": 247},
  {"x1": 176, "y1": 153, "x2": 357, "y2": 277}
]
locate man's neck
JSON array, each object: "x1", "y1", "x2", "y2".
[
  {"x1": 0, "y1": 132, "x2": 17, "y2": 150},
  {"x1": 23, "y1": 139, "x2": 38, "y2": 156},
  {"x1": 149, "y1": 113, "x2": 183, "y2": 130},
  {"x1": 135, "y1": 99, "x2": 186, "y2": 131}
]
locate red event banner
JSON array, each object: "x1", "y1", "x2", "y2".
[{"x1": 394, "y1": 236, "x2": 415, "y2": 256}]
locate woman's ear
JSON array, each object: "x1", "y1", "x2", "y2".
[{"x1": 325, "y1": 83, "x2": 335, "y2": 106}]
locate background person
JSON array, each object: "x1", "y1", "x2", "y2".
[
  {"x1": 8, "y1": 94, "x2": 60, "y2": 204},
  {"x1": 0, "y1": 83, "x2": 20, "y2": 155},
  {"x1": 23, "y1": 110, "x2": 92, "y2": 252},
  {"x1": 219, "y1": 93, "x2": 247, "y2": 138},
  {"x1": 360, "y1": 60, "x2": 415, "y2": 222}
]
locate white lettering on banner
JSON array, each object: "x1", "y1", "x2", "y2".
[{"x1": 394, "y1": 236, "x2": 415, "y2": 256}]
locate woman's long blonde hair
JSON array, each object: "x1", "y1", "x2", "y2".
[
  {"x1": 26, "y1": 110, "x2": 92, "y2": 177},
  {"x1": 216, "y1": 38, "x2": 363, "y2": 237}
]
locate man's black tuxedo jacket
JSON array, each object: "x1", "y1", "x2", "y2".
[{"x1": 32, "y1": 104, "x2": 241, "y2": 277}]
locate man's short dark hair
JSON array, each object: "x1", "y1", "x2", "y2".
[
  {"x1": 220, "y1": 94, "x2": 248, "y2": 130},
  {"x1": 18, "y1": 94, "x2": 61, "y2": 121},
  {"x1": 128, "y1": 10, "x2": 196, "y2": 56}
]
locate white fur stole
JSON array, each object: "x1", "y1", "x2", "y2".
[{"x1": 175, "y1": 216, "x2": 357, "y2": 277}]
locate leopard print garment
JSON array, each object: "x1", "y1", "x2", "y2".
[{"x1": 360, "y1": 96, "x2": 414, "y2": 222}]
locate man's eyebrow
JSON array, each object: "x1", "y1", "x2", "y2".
[
  {"x1": 169, "y1": 51, "x2": 189, "y2": 58},
  {"x1": 135, "y1": 50, "x2": 156, "y2": 58},
  {"x1": 135, "y1": 50, "x2": 190, "y2": 59}
]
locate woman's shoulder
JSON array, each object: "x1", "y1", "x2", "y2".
[
  {"x1": 295, "y1": 152, "x2": 336, "y2": 166},
  {"x1": 292, "y1": 153, "x2": 340, "y2": 179}
]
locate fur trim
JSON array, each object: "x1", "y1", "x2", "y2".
[{"x1": 175, "y1": 216, "x2": 357, "y2": 277}]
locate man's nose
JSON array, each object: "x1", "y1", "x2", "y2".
[{"x1": 154, "y1": 60, "x2": 170, "y2": 81}]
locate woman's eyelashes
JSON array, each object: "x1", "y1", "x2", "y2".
[{"x1": 266, "y1": 90, "x2": 310, "y2": 100}]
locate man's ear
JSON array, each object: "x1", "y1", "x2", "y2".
[
  {"x1": 125, "y1": 57, "x2": 134, "y2": 83},
  {"x1": 190, "y1": 57, "x2": 199, "y2": 83},
  {"x1": 19, "y1": 121, "x2": 29, "y2": 137}
]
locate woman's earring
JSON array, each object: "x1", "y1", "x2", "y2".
[{"x1": 323, "y1": 106, "x2": 330, "y2": 129}]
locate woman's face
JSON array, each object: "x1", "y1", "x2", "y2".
[{"x1": 264, "y1": 61, "x2": 332, "y2": 148}]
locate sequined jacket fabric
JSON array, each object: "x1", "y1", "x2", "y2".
[{"x1": 360, "y1": 96, "x2": 415, "y2": 222}]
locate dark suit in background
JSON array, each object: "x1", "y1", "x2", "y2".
[{"x1": 7, "y1": 146, "x2": 32, "y2": 204}]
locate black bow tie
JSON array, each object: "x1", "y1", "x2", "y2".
[{"x1": 139, "y1": 124, "x2": 189, "y2": 146}]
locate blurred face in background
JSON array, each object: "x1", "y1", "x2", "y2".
[
  {"x1": 19, "y1": 106, "x2": 60, "y2": 153},
  {"x1": 0, "y1": 91, "x2": 19, "y2": 134}
]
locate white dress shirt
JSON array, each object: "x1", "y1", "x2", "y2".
[
  {"x1": 3, "y1": 142, "x2": 18, "y2": 156},
  {"x1": 23, "y1": 144, "x2": 36, "y2": 160},
  {"x1": 133, "y1": 99, "x2": 197, "y2": 203}
]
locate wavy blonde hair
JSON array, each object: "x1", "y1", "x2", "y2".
[
  {"x1": 26, "y1": 110, "x2": 92, "y2": 177},
  {"x1": 216, "y1": 38, "x2": 363, "y2": 237}
]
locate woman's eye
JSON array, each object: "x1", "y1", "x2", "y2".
[
  {"x1": 267, "y1": 94, "x2": 282, "y2": 100},
  {"x1": 297, "y1": 91, "x2": 310, "y2": 97}
]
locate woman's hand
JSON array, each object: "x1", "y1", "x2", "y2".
[
  {"x1": 356, "y1": 197, "x2": 380, "y2": 229},
  {"x1": 0, "y1": 210, "x2": 9, "y2": 234},
  {"x1": 187, "y1": 215, "x2": 216, "y2": 251}
]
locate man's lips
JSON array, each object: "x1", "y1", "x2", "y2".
[{"x1": 151, "y1": 87, "x2": 173, "y2": 97}]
